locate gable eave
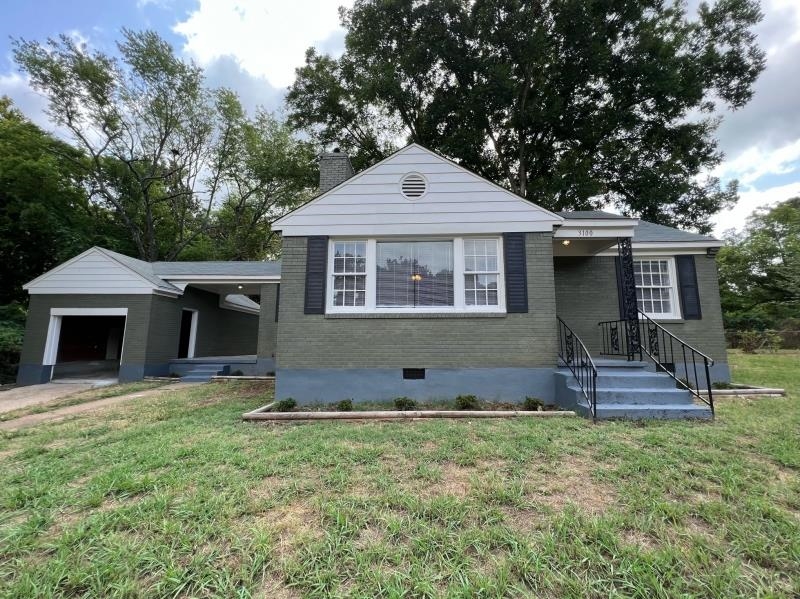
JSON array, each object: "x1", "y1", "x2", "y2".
[
  {"x1": 22, "y1": 247, "x2": 105, "y2": 290},
  {"x1": 274, "y1": 143, "x2": 565, "y2": 231},
  {"x1": 22, "y1": 246, "x2": 181, "y2": 296},
  {"x1": 94, "y1": 248, "x2": 181, "y2": 294}
]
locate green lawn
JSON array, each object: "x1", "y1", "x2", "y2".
[{"x1": 0, "y1": 354, "x2": 798, "y2": 598}]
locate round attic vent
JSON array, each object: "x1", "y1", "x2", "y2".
[{"x1": 400, "y1": 173, "x2": 427, "y2": 199}]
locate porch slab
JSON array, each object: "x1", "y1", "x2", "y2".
[{"x1": 169, "y1": 355, "x2": 257, "y2": 364}]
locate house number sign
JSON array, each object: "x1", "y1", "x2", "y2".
[{"x1": 578, "y1": 229, "x2": 594, "y2": 237}]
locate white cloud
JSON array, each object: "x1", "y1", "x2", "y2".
[
  {"x1": 0, "y1": 71, "x2": 51, "y2": 129},
  {"x1": 173, "y1": 0, "x2": 354, "y2": 90},
  {"x1": 713, "y1": 139, "x2": 800, "y2": 186},
  {"x1": 713, "y1": 181, "x2": 800, "y2": 235}
]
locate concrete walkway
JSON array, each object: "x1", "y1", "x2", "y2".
[
  {"x1": 0, "y1": 382, "x2": 96, "y2": 415},
  {"x1": 0, "y1": 383, "x2": 199, "y2": 431}
]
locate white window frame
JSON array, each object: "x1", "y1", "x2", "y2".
[
  {"x1": 326, "y1": 237, "x2": 506, "y2": 314},
  {"x1": 181, "y1": 309, "x2": 199, "y2": 359},
  {"x1": 634, "y1": 256, "x2": 681, "y2": 320}
]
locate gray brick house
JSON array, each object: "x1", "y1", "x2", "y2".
[{"x1": 17, "y1": 144, "x2": 728, "y2": 418}]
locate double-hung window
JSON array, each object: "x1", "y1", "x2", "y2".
[
  {"x1": 633, "y1": 258, "x2": 680, "y2": 319},
  {"x1": 331, "y1": 241, "x2": 367, "y2": 307},
  {"x1": 327, "y1": 237, "x2": 505, "y2": 313},
  {"x1": 464, "y1": 239, "x2": 500, "y2": 306}
]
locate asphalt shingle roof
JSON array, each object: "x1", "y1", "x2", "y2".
[
  {"x1": 98, "y1": 248, "x2": 181, "y2": 293},
  {"x1": 632, "y1": 221, "x2": 718, "y2": 244},
  {"x1": 152, "y1": 261, "x2": 281, "y2": 277},
  {"x1": 95, "y1": 248, "x2": 280, "y2": 291}
]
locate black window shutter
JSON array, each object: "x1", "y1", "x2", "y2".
[
  {"x1": 274, "y1": 284, "x2": 281, "y2": 322},
  {"x1": 304, "y1": 236, "x2": 328, "y2": 314},
  {"x1": 614, "y1": 256, "x2": 625, "y2": 319},
  {"x1": 503, "y1": 233, "x2": 528, "y2": 313},
  {"x1": 676, "y1": 255, "x2": 702, "y2": 320}
]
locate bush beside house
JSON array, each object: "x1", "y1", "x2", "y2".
[{"x1": 0, "y1": 303, "x2": 26, "y2": 384}]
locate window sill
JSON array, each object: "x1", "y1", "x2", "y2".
[
  {"x1": 647, "y1": 318, "x2": 685, "y2": 324},
  {"x1": 325, "y1": 312, "x2": 507, "y2": 319}
]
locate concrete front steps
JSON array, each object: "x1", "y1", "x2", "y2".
[
  {"x1": 555, "y1": 358, "x2": 712, "y2": 420},
  {"x1": 179, "y1": 366, "x2": 226, "y2": 382},
  {"x1": 168, "y1": 360, "x2": 230, "y2": 382}
]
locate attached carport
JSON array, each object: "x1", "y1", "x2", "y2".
[
  {"x1": 17, "y1": 248, "x2": 183, "y2": 385},
  {"x1": 17, "y1": 247, "x2": 282, "y2": 386}
]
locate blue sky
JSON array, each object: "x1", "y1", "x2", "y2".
[{"x1": 2, "y1": 0, "x2": 800, "y2": 235}]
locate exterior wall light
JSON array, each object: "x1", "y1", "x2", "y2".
[
  {"x1": 562, "y1": 240, "x2": 571, "y2": 246},
  {"x1": 411, "y1": 274, "x2": 423, "y2": 282}
]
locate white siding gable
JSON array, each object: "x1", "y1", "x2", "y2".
[
  {"x1": 274, "y1": 144, "x2": 563, "y2": 236},
  {"x1": 24, "y1": 248, "x2": 170, "y2": 295}
]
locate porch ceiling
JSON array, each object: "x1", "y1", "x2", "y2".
[
  {"x1": 177, "y1": 282, "x2": 271, "y2": 296},
  {"x1": 552, "y1": 215, "x2": 637, "y2": 256},
  {"x1": 552, "y1": 238, "x2": 618, "y2": 256}
]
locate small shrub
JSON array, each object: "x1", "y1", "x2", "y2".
[
  {"x1": 764, "y1": 331, "x2": 783, "y2": 352},
  {"x1": 274, "y1": 398, "x2": 297, "y2": 412},
  {"x1": 394, "y1": 396, "x2": 417, "y2": 411},
  {"x1": 336, "y1": 399, "x2": 353, "y2": 412},
  {"x1": 523, "y1": 397, "x2": 544, "y2": 411},
  {"x1": 454, "y1": 394, "x2": 481, "y2": 410},
  {"x1": 169, "y1": 372, "x2": 181, "y2": 378},
  {"x1": 739, "y1": 331, "x2": 783, "y2": 354},
  {"x1": 230, "y1": 369, "x2": 244, "y2": 377}
]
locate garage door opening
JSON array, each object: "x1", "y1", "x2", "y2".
[{"x1": 51, "y1": 315, "x2": 126, "y2": 380}]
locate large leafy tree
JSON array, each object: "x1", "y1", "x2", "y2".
[
  {"x1": 0, "y1": 97, "x2": 130, "y2": 304},
  {"x1": 717, "y1": 198, "x2": 800, "y2": 329},
  {"x1": 287, "y1": 0, "x2": 765, "y2": 232},
  {"x1": 14, "y1": 30, "x2": 315, "y2": 261},
  {"x1": 202, "y1": 99, "x2": 317, "y2": 260}
]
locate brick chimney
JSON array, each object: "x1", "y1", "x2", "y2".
[{"x1": 319, "y1": 147, "x2": 355, "y2": 192}]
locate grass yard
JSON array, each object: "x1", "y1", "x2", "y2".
[{"x1": 0, "y1": 353, "x2": 798, "y2": 598}]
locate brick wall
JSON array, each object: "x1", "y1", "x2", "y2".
[
  {"x1": 553, "y1": 254, "x2": 728, "y2": 361},
  {"x1": 319, "y1": 152, "x2": 355, "y2": 192},
  {"x1": 20, "y1": 294, "x2": 154, "y2": 366},
  {"x1": 276, "y1": 233, "x2": 558, "y2": 369},
  {"x1": 257, "y1": 283, "x2": 279, "y2": 360}
]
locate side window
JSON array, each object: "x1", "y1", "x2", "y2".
[{"x1": 331, "y1": 241, "x2": 367, "y2": 307}]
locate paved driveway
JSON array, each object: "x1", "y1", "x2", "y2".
[
  {"x1": 0, "y1": 382, "x2": 97, "y2": 415},
  {"x1": 0, "y1": 382, "x2": 198, "y2": 430}
]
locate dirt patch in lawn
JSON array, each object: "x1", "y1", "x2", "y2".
[
  {"x1": 244, "y1": 502, "x2": 322, "y2": 564},
  {"x1": 383, "y1": 457, "x2": 511, "y2": 499},
  {"x1": 523, "y1": 456, "x2": 617, "y2": 514},
  {"x1": 354, "y1": 523, "x2": 385, "y2": 549},
  {"x1": 619, "y1": 528, "x2": 660, "y2": 551},
  {"x1": 499, "y1": 506, "x2": 549, "y2": 535},
  {"x1": 429, "y1": 462, "x2": 474, "y2": 498},
  {"x1": 253, "y1": 577, "x2": 302, "y2": 599},
  {"x1": 249, "y1": 476, "x2": 291, "y2": 502}
]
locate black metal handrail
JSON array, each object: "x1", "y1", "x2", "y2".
[
  {"x1": 557, "y1": 317, "x2": 598, "y2": 420},
  {"x1": 598, "y1": 310, "x2": 715, "y2": 416}
]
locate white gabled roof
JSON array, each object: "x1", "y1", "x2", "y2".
[
  {"x1": 23, "y1": 247, "x2": 182, "y2": 296},
  {"x1": 274, "y1": 144, "x2": 564, "y2": 236}
]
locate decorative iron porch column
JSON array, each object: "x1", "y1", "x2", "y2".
[{"x1": 617, "y1": 237, "x2": 641, "y2": 360}]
